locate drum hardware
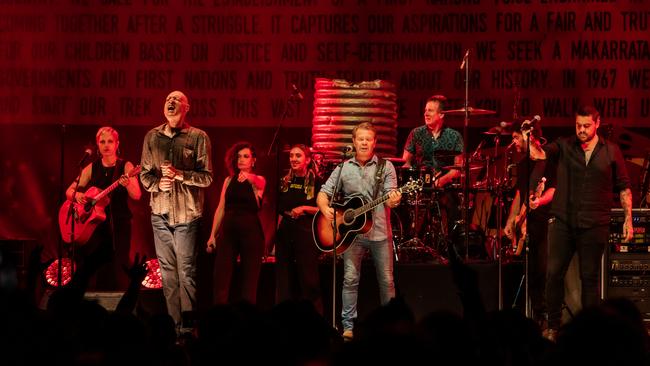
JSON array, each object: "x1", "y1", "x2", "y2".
[
  {"x1": 398, "y1": 166, "x2": 438, "y2": 202},
  {"x1": 450, "y1": 223, "x2": 488, "y2": 261},
  {"x1": 389, "y1": 179, "x2": 452, "y2": 263},
  {"x1": 442, "y1": 164, "x2": 483, "y2": 171}
]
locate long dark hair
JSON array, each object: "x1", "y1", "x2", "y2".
[
  {"x1": 225, "y1": 141, "x2": 255, "y2": 176},
  {"x1": 280, "y1": 144, "x2": 317, "y2": 199}
]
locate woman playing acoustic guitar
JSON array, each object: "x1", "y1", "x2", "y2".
[{"x1": 64, "y1": 126, "x2": 141, "y2": 290}]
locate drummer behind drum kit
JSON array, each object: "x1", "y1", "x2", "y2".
[{"x1": 389, "y1": 149, "x2": 494, "y2": 264}]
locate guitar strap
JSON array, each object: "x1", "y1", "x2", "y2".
[{"x1": 373, "y1": 158, "x2": 386, "y2": 201}]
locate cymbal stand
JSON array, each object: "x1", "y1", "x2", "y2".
[
  {"x1": 402, "y1": 191, "x2": 424, "y2": 248},
  {"x1": 495, "y1": 142, "x2": 509, "y2": 311},
  {"x1": 461, "y1": 49, "x2": 471, "y2": 262}
]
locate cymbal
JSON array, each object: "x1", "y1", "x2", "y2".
[
  {"x1": 442, "y1": 164, "x2": 483, "y2": 171},
  {"x1": 444, "y1": 107, "x2": 496, "y2": 116},
  {"x1": 483, "y1": 127, "x2": 511, "y2": 136}
]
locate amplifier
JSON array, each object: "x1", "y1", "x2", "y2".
[
  {"x1": 609, "y1": 208, "x2": 650, "y2": 253},
  {"x1": 604, "y1": 209, "x2": 650, "y2": 316}
]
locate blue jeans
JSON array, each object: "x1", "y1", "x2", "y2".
[
  {"x1": 151, "y1": 214, "x2": 200, "y2": 331},
  {"x1": 341, "y1": 237, "x2": 395, "y2": 331}
]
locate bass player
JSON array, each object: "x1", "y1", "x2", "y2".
[{"x1": 504, "y1": 119, "x2": 555, "y2": 326}]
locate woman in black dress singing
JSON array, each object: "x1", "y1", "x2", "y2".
[
  {"x1": 275, "y1": 144, "x2": 323, "y2": 314},
  {"x1": 207, "y1": 141, "x2": 266, "y2": 305}
]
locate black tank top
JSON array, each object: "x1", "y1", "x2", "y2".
[
  {"x1": 89, "y1": 159, "x2": 131, "y2": 219},
  {"x1": 225, "y1": 177, "x2": 260, "y2": 214}
]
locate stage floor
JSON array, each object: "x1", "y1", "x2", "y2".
[{"x1": 93, "y1": 260, "x2": 526, "y2": 327}]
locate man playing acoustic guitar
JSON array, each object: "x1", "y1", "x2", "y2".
[
  {"x1": 316, "y1": 122, "x2": 401, "y2": 342},
  {"x1": 65, "y1": 126, "x2": 141, "y2": 290}
]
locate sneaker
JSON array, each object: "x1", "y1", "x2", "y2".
[
  {"x1": 342, "y1": 329, "x2": 353, "y2": 342},
  {"x1": 542, "y1": 328, "x2": 558, "y2": 342}
]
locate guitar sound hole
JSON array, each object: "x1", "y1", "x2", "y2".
[{"x1": 343, "y1": 210, "x2": 355, "y2": 224}]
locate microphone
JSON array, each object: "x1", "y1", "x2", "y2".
[
  {"x1": 78, "y1": 148, "x2": 93, "y2": 167},
  {"x1": 343, "y1": 145, "x2": 354, "y2": 158},
  {"x1": 291, "y1": 84, "x2": 304, "y2": 101},
  {"x1": 472, "y1": 140, "x2": 485, "y2": 158},
  {"x1": 500, "y1": 121, "x2": 513, "y2": 128},
  {"x1": 505, "y1": 140, "x2": 517, "y2": 150},
  {"x1": 521, "y1": 115, "x2": 541, "y2": 131},
  {"x1": 459, "y1": 49, "x2": 470, "y2": 70}
]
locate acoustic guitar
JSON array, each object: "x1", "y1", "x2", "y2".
[
  {"x1": 59, "y1": 165, "x2": 141, "y2": 245},
  {"x1": 312, "y1": 179, "x2": 422, "y2": 254}
]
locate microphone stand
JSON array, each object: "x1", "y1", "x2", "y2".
[
  {"x1": 64, "y1": 152, "x2": 88, "y2": 285},
  {"x1": 512, "y1": 127, "x2": 533, "y2": 315},
  {"x1": 523, "y1": 127, "x2": 533, "y2": 318},
  {"x1": 267, "y1": 91, "x2": 300, "y2": 258},
  {"x1": 58, "y1": 124, "x2": 67, "y2": 288},
  {"x1": 492, "y1": 134, "x2": 503, "y2": 310},
  {"x1": 328, "y1": 164, "x2": 345, "y2": 330},
  {"x1": 462, "y1": 51, "x2": 471, "y2": 262}
]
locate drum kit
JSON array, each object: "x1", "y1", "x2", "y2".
[{"x1": 390, "y1": 108, "x2": 521, "y2": 263}]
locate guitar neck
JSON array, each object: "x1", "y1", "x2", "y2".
[
  {"x1": 352, "y1": 187, "x2": 403, "y2": 217},
  {"x1": 91, "y1": 166, "x2": 140, "y2": 203},
  {"x1": 93, "y1": 180, "x2": 121, "y2": 202}
]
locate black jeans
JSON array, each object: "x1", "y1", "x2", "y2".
[
  {"x1": 546, "y1": 218, "x2": 608, "y2": 329},
  {"x1": 275, "y1": 220, "x2": 323, "y2": 314},
  {"x1": 213, "y1": 212, "x2": 265, "y2": 305},
  {"x1": 527, "y1": 216, "x2": 549, "y2": 319}
]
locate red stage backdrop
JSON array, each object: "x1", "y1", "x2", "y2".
[{"x1": 1, "y1": 0, "x2": 649, "y2": 127}]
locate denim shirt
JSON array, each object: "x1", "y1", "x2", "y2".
[
  {"x1": 140, "y1": 123, "x2": 213, "y2": 225},
  {"x1": 320, "y1": 155, "x2": 397, "y2": 241}
]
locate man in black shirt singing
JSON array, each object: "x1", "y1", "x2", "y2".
[{"x1": 528, "y1": 105, "x2": 633, "y2": 340}]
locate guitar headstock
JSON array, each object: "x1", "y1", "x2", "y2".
[
  {"x1": 536, "y1": 177, "x2": 546, "y2": 196},
  {"x1": 400, "y1": 178, "x2": 423, "y2": 194}
]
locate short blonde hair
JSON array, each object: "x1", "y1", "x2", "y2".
[{"x1": 96, "y1": 126, "x2": 119, "y2": 144}]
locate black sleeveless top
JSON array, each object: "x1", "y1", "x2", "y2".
[
  {"x1": 89, "y1": 159, "x2": 131, "y2": 220},
  {"x1": 225, "y1": 177, "x2": 260, "y2": 214}
]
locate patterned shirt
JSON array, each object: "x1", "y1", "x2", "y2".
[
  {"x1": 404, "y1": 125, "x2": 463, "y2": 169},
  {"x1": 140, "y1": 123, "x2": 213, "y2": 225},
  {"x1": 320, "y1": 155, "x2": 397, "y2": 241}
]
